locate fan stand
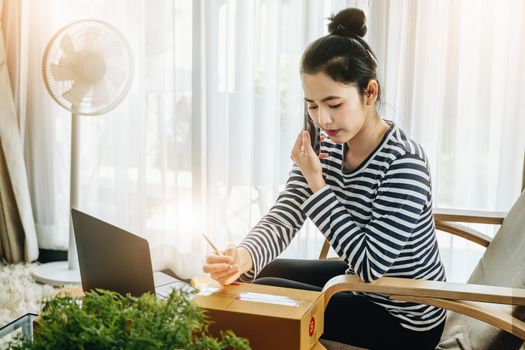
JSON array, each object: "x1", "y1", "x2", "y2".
[
  {"x1": 32, "y1": 111, "x2": 82, "y2": 286},
  {"x1": 34, "y1": 19, "x2": 134, "y2": 286}
]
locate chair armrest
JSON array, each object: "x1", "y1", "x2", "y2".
[
  {"x1": 391, "y1": 295, "x2": 525, "y2": 340},
  {"x1": 318, "y1": 209, "x2": 504, "y2": 259},
  {"x1": 318, "y1": 240, "x2": 331, "y2": 260},
  {"x1": 435, "y1": 221, "x2": 492, "y2": 247},
  {"x1": 318, "y1": 208, "x2": 504, "y2": 259},
  {"x1": 434, "y1": 208, "x2": 506, "y2": 225},
  {"x1": 322, "y1": 275, "x2": 525, "y2": 309}
]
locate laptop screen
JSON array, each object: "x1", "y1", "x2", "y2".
[{"x1": 71, "y1": 209, "x2": 156, "y2": 297}]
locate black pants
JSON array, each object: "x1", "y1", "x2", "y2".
[{"x1": 254, "y1": 259, "x2": 445, "y2": 350}]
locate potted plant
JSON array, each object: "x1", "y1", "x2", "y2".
[{"x1": 7, "y1": 289, "x2": 251, "y2": 350}]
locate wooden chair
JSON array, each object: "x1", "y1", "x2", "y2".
[{"x1": 318, "y1": 189, "x2": 525, "y2": 350}]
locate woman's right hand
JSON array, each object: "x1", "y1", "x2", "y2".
[{"x1": 203, "y1": 245, "x2": 253, "y2": 285}]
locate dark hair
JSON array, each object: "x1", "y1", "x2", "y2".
[{"x1": 301, "y1": 8, "x2": 381, "y2": 105}]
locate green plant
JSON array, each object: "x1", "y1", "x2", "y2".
[{"x1": 8, "y1": 289, "x2": 250, "y2": 350}]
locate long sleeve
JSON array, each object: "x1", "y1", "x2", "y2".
[
  {"x1": 301, "y1": 153, "x2": 431, "y2": 282},
  {"x1": 238, "y1": 165, "x2": 311, "y2": 281}
]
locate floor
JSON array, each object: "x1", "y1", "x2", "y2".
[{"x1": 0, "y1": 263, "x2": 61, "y2": 347}]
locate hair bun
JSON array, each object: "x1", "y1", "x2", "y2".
[{"x1": 328, "y1": 8, "x2": 367, "y2": 37}]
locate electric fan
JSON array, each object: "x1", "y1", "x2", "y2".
[{"x1": 32, "y1": 19, "x2": 134, "y2": 285}]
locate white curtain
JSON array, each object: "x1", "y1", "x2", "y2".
[
  {"x1": 14, "y1": 0, "x2": 525, "y2": 279},
  {"x1": 15, "y1": 0, "x2": 366, "y2": 277},
  {"x1": 16, "y1": 0, "x2": 197, "y2": 275},
  {"x1": 367, "y1": 0, "x2": 525, "y2": 281},
  {"x1": 202, "y1": 0, "x2": 370, "y2": 261}
]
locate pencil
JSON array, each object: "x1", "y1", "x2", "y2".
[
  {"x1": 202, "y1": 234, "x2": 233, "y2": 269},
  {"x1": 202, "y1": 233, "x2": 221, "y2": 255}
]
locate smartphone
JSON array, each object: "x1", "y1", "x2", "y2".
[{"x1": 304, "y1": 105, "x2": 321, "y2": 155}]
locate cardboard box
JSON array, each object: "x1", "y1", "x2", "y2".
[{"x1": 191, "y1": 278, "x2": 324, "y2": 350}]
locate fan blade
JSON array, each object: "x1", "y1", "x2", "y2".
[
  {"x1": 92, "y1": 79, "x2": 110, "y2": 105},
  {"x1": 58, "y1": 53, "x2": 75, "y2": 68},
  {"x1": 63, "y1": 79, "x2": 91, "y2": 107},
  {"x1": 106, "y1": 64, "x2": 126, "y2": 87},
  {"x1": 84, "y1": 26, "x2": 99, "y2": 50},
  {"x1": 59, "y1": 34, "x2": 76, "y2": 57},
  {"x1": 50, "y1": 64, "x2": 78, "y2": 82}
]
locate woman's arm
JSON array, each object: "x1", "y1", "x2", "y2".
[{"x1": 238, "y1": 165, "x2": 312, "y2": 281}]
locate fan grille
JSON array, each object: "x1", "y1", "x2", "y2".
[{"x1": 43, "y1": 20, "x2": 134, "y2": 116}]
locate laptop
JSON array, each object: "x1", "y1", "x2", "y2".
[{"x1": 71, "y1": 208, "x2": 194, "y2": 298}]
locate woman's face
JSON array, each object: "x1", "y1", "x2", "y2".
[{"x1": 302, "y1": 72, "x2": 369, "y2": 144}]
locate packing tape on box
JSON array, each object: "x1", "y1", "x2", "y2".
[{"x1": 198, "y1": 287, "x2": 307, "y2": 307}]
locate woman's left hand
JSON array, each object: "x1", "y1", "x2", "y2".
[{"x1": 291, "y1": 130, "x2": 328, "y2": 192}]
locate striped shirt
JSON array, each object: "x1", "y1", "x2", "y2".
[{"x1": 238, "y1": 121, "x2": 447, "y2": 331}]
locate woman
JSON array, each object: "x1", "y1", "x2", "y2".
[{"x1": 203, "y1": 8, "x2": 446, "y2": 349}]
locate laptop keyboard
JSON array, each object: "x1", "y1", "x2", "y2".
[{"x1": 155, "y1": 280, "x2": 195, "y2": 299}]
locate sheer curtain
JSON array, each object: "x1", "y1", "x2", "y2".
[
  {"x1": 16, "y1": 0, "x2": 198, "y2": 275},
  {"x1": 203, "y1": 0, "x2": 308, "y2": 257},
  {"x1": 367, "y1": 0, "x2": 525, "y2": 280},
  {"x1": 16, "y1": 0, "x2": 366, "y2": 278},
  {"x1": 14, "y1": 0, "x2": 525, "y2": 279},
  {"x1": 202, "y1": 0, "x2": 369, "y2": 261}
]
